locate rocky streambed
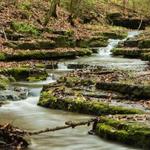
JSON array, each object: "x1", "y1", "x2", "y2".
[{"x1": 0, "y1": 30, "x2": 150, "y2": 150}]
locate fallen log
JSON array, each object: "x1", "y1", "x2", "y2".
[
  {"x1": 0, "y1": 118, "x2": 98, "y2": 149},
  {"x1": 28, "y1": 118, "x2": 97, "y2": 135}
]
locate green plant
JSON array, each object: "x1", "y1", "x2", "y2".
[{"x1": 11, "y1": 22, "x2": 40, "y2": 36}]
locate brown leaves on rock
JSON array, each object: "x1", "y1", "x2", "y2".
[
  {"x1": 108, "y1": 114, "x2": 150, "y2": 123},
  {"x1": 0, "y1": 123, "x2": 29, "y2": 149}
]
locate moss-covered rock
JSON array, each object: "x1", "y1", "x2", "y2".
[
  {"x1": 0, "y1": 48, "x2": 92, "y2": 61},
  {"x1": 51, "y1": 35, "x2": 76, "y2": 48},
  {"x1": 96, "y1": 82, "x2": 150, "y2": 99},
  {"x1": 112, "y1": 47, "x2": 150, "y2": 58},
  {"x1": 112, "y1": 48, "x2": 142, "y2": 58},
  {"x1": 52, "y1": 29, "x2": 74, "y2": 37},
  {"x1": 0, "y1": 68, "x2": 48, "y2": 81},
  {"x1": 142, "y1": 52, "x2": 150, "y2": 61},
  {"x1": 4, "y1": 40, "x2": 56, "y2": 50},
  {"x1": 76, "y1": 36, "x2": 108, "y2": 48},
  {"x1": 102, "y1": 32, "x2": 127, "y2": 39},
  {"x1": 38, "y1": 89, "x2": 142, "y2": 115},
  {"x1": 138, "y1": 39, "x2": 150, "y2": 48},
  {"x1": 0, "y1": 75, "x2": 12, "y2": 90},
  {"x1": 96, "y1": 116, "x2": 150, "y2": 149},
  {"x1": 123, "y1": 39, "x2": 139, "y2": 47}
]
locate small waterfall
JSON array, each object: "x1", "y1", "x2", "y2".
[
  {"x1": 57, "y1": 63, "x2": 68, "y2": 70},
  {"x1": 98, "y1": 31, "x2": 141, "y2": 57},
  {"x1": 98, "y1": 39, "x2": 121, "y2": 57},
  {"x1": 127, "y1": 30, "x2": 141, "y2": 38}
]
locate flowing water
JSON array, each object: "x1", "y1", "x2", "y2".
[
  {"x1": 63, "y1": 31, "x2": 149, "y2": 71},
  {"x1": 0, "y1": 31, "x2": 148, "y2": 150}
]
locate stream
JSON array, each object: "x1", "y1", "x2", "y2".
[{"x1": 0, "y1": 31, "x2": 149, "y2": 150}]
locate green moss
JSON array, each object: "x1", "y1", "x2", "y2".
[
  {"x1": 38, "y1": 90, "x2": 143, "y2": 115},
  {"x1": 27, "y1": 74, "x2": 47, "y2": 82},
  {"x1": 138, "y1": 39, "x2": 150, "y2": 48},
  {"x1": 77, "y1": 37, "x2": 108, "y2": 48},
  {"x1": 0, "y1": 75, "x2": 11, "y2": 90},
  {"x1": 96, "y1": 117, "x2": 150, "y2": 149},
  {"x1": 11, "y1": 21, "x2": 40, "y2": 36},
  {"x1": 96, "y1": 82, "x2": 150, "y2": 99},
  {"x1": 0, "y1": 68, "x2": 48, "y2": 81},
  {"x1": 0, "y1": 53, "x2": 6, "y2": 61},
  {"x1": 111, "y1": 48, "x2": 145, "y2": 58},
  {"x1": 102, "y1": 32, "x2": 127, "y2": 39},
  {"x1": 1, "y1": 48, "x2": 92, "y2": 61},
  {"x1": 52, "y1": 35, "x2": 76, "y2": 47},
  {"x1": 38, "y1": 91, "x2": 57, "y2": 107},
  {"x1": 5, "y1": 40, "x2": 56, "y2": 50},
  {"x1": 18, "y1": 1, "x2": 31, "y2": 10},
  {"x1": 142, "y1": 52, "x2": 150, "y2": 61}
]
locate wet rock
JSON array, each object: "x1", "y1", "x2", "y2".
[
  {"x1": 96, "y1": 115, "x2": 150, "y2": 149},
  {"x1": 102, "y1": 32, "x2": 127, "y2": 39},
  {"x1": 138, "y1": 39, "x2": 150, "y2": 48},
  {"x1": 0, "y1": 87, "x2": 28, "y2": 101},
  {"x1": 124, "y1": 39, "x2": 139, "y2": 47},
  {"x1": 76, "y1": 36, "x2": 108, "y2": 48},
  {"x1": 0, "y1": 68, "x2": 48, "y2": 81},
  {"x1": 112, "y1": 47, "x2": 150, "y2": 58},
  {"x1": 50, "y1": 35, "x2": 76, "y2": 48},
  {"x1": 107, "y1": 13, "x2": 149, "y2": 29},
  {"x1": 142, "y1": 52, "x2": 150, "y2": 61},
  {"x1": 96, "y1": 82, "x2": 150, "y2": 100},
  {"x1": 4, "y1": 40, "x2": 56, "y2": 50}
]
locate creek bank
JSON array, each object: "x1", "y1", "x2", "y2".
[{"x1": 96, "y1": 115, "x2": 150, "y2": 149}]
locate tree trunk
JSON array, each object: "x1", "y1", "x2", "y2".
[
  {"x1": 44, "y1": 0, "x2": 60, "y2": 26},
  {"x1": 68, "y1": 0, "x2": 82, "y2": 26}
]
